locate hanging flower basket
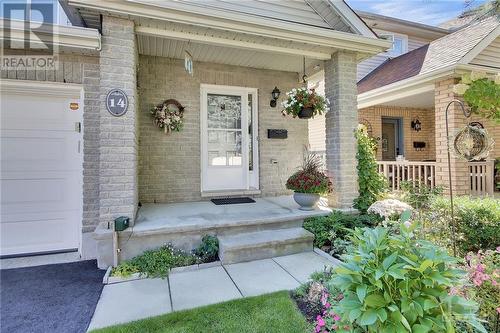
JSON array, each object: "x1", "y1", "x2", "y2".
[
  {"x1": 150, "y1": 99, "x2": 185, "y2": 134},
  {"x1": 281, "y1": 88, "x2": 327, "y2": 119}
]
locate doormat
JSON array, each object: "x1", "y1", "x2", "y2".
[{"x1": 211, "y1": 197, "x2": 256, "y2": 205}]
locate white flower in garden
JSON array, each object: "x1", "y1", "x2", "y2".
[
  {"x1": 367, "y1": 199, "x2": 413, "y2": 219},
  {"x1": 470, "y1": 71, "x2": 487, "y2": 81},
  {"x1": 453, "y1": 83, "x2": 469, "y2": 95}
]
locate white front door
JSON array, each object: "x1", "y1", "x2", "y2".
[
  {"x1": 0, "y1": 81, "x2": 83, "y2": 257},
  {"x1": 201, "y1": 85, "x2": 258, "y2": 192}
]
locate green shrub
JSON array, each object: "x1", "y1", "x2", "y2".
[
  {"x1": 112, "y1": 244, "x2": 197, "y2": 278},
  {"x1": 353, "y1": 126, "x2": 387, "y2": 213},
  {"x1": 418, "y1": 196, "x2": 500, "y2": 255},
  {"x1": 330, "y1": 226, "x2": 486, "y2": 333},
  {"x1": 400, "y1": 181, "x2": 443, "y2": 210},
  {"x1": 303, "y1": 211, "x2": 381, "y2": 250},
  {"x1": 192, "y1": 235, "x2": 219, "y2": 263}
]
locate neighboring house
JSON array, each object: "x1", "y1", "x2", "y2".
[
  {"x1": 309, "y1": 12, "x2": 500, "y2": 197},
  {"x1": 0, "y1": 0, "x2": 390, "y2": 267}
]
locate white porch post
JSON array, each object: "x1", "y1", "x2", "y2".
[
  {"x1": 324, "y1": 51, "x2": 359, "y2": 208},
  {"x1": 99, "y1": 16, "x2": 139, "y2": 226}
]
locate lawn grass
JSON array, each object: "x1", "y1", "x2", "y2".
[{"x1": 90, "y1": 291, "x2": 309, "y2": 333}]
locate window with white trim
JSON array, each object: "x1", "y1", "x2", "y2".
[{"x1": 379, "y1": 34, "x2": 408, "y2": 57}]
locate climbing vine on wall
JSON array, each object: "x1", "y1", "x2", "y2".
[
  {"x1": 353, "y1": 125, "x2": 387, "y2": 213},
  {"x1": 454, "y1": 72, "x2": 500, "y2": 123}
]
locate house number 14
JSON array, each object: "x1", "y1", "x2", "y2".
[{"x1": 106, "y1": 89, "x2": 129, "y2": 117}]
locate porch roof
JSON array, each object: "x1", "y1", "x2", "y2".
[
  {"x1": 357, "y1": 15, "x2": 500, "y2": 109},
  {"x1": 64, "y1": 0, "x2": 391, "y2": 73}
]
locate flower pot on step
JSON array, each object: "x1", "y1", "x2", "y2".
[{"x1": 293, "y1": 192, "x2": 320, "y2": 211}]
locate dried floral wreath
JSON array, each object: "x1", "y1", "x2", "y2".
[{"x1": 150, "y1": 99, "x2": 185, "y2": 134}]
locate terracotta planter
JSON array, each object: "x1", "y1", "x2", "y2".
[
  {"x1": 293, "y1": 192, "x2": 320, "y2": 211},
  {"x1": 298, "y1": 107, "x2": 314, "y2": 119}
]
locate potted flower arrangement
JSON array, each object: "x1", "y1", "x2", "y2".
[
  {"x1": 281, "y1": 87, "x2": 327, "y2": 119},
  {"x1": 286, "y1": 154, "x2": 333, "y2": 210}
]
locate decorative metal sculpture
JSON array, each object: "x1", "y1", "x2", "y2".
[
  {"x1": 445, "y1": 100, "x2": 494, "y2": 256},
  {"x1": 451, "y1": 124, "x2": 494, "y2": 161},
  {"x1": 359, "y1": 118, "x2": 373, "y2": 137}
]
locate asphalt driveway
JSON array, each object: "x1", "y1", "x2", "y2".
[{"x1": 1, "y1": 260, "x2": 105, "y2": 333}]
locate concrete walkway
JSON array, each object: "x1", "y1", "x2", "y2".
[{"x1": 88, "y1": 251, "x2": 339, "y2": 331}]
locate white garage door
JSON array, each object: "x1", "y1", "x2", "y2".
[{"x1": 1, "y1": 80, "x2": 83, "y2": 257}]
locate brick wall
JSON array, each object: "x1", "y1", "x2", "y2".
[
  {"x1": 358, "y1": 105, "x2": 436, "y2": 161},
  {"x1": 1, "y1": 52, "x2": 101, "y2": 233},
  {"x1": 138, "y1": 56, "x2": 307, "y2": 203},
  {"x1": 324, "y1": 51, "x2": 358, "y2": 208},
  {"x1": 99, "y1": 16, "x2": 139, "y2": 225},
  {"x1": 435, "y1": 78, "x2": 500, "y2": 195}
]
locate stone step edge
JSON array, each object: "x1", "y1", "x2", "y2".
[{"x1": 219, "y1": 229, "x2": 314, "y2": 251}]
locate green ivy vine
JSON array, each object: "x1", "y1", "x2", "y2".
[{"x1": 353, "y1": 126, "x2": 387, "y2": 213}]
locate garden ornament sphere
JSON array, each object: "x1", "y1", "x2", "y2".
[{"x1": 451, "y1": 123, "x2": 494, "y2": 161}]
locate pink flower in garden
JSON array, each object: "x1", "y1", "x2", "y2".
[
  {"x1": 316, "y1": 315, "x2": 325, "y2": 327},
  {"x1": 333, "y1": 314, "x2": 341, "y2": 321},
  {"x1": 324, "y1": 302, "x2": 331, "y2": 309},
  {"x1": 497, "y1": 307, "x2": 500, "y2": 314}
]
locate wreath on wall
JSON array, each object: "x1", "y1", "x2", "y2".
[{"x1": 150, "y1": 99, "x2": 185, "y2": 134}]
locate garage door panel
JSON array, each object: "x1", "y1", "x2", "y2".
[
  {"x1": 1, "y1": 172, "x2": 81, "y2": 213},
  {"x1": 0, "y1": 84, "x2": 82, "y2": 257},
  {"x1": 0, "y1": 211, "x2": 80, "y2": 256},
  {"x1": 1, "y1": 95, "x2": 81, "y2": 131},
  {"x1": 1, "y1": 130, "x2": 80, "y2": 172}
]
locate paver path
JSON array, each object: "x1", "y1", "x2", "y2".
[{"x1": 88, "y1": 251, "x2": 339, "y2": 331}]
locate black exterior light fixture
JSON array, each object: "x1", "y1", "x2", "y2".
[
  {"x1": 270, "y1": 86, "x2": 280, "y2": 107},
  {"x1": 411, "y1": 117, "x2": 422, "y2": 132}
]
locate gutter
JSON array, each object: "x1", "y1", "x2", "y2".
[
  {"x1": 0, "y1": 19, "x2": 101, "y2": 51},
  {"x1": 357, "y1": 63, "x2": 500, "y2": 109}
]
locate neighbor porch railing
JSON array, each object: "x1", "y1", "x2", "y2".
[
  {"x1": 377, "y1": 161, "x2": 436, "y2": 191},
  {"x1": 468, "y1": 160, "x2": 495, "y2": 196}
]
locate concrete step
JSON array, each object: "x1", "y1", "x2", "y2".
[{"x1": 218, "y1": 228, "x2": 314, "y2": 264}]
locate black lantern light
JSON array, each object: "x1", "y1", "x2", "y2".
[
  {"x1": 411, "y1": 117, "x2": 422, "y2": 132},
  {"x1": 270, "y1": 86, "x2": 280, "y2": 107}
]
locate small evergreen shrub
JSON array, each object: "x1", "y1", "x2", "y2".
[{"x1": 353, "y1": 126, "x2": 387, "y2": 212}]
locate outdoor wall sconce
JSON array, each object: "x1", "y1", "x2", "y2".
[
  {"x1": 270, "y1": 86, "x2": 280, "y2": 107},
  {"x1": 411, "y1": 117, "x2": 422, "y2": 132}
]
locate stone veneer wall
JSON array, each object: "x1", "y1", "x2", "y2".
[
  {"x1": 138, "y1": 56, "x2": 308, "y2": 203},
  {"x1": 1, "y1": 52, "x2": 101, "y2": 234},
  {"x1": 358, "y1": 105, "x2": 436, "y2": 161}
]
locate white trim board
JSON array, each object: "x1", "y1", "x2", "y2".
[{"x1": 0, "y1": 19, "x2": 101, "y2": 51}]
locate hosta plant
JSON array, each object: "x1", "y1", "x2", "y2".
[{"x1": 330, "y1": 225, "x2": 486, "y2": 333}]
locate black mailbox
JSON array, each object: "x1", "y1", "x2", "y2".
[{"x1": 267, "y1": 129, "x2": 287, "y2": 139}]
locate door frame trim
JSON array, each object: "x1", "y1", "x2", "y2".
[
  {"x1": 199, "y1": 84, "x2": 259, "y2": 193},
  {"x1": 382, "y1": 117, "x2": 404, "y2": 158},
  {"x1": 0, "y1": 79, "x2": 84, "y2": 257}
]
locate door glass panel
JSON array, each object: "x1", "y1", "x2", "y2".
[
  {"x1": 207, "y1": 93, "x2": 242, "y2": 166},
  {"x1": 248, "y1": 93, "x2": 253, "y2": 171},
  {"x1": 207, "y1": 94, "x2": 241, "y2": 129}
]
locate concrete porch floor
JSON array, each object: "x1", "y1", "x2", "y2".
[
  {"x1": 88, "y1": 251, "x2": 339, "y2": 331},
  {"x1": 134, "y1": 195, "x2": 332, "y2": 234}
]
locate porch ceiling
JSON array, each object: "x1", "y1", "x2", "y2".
[
  {"x1": 136, "y1": 18, "x2": 334, "y2": 73},
  {"x1": 137, "y1": 35, "x2": 323, "y2": 73},
  {"x1": 379, "y1": 89, "x2": 435, "y2": 109}
]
